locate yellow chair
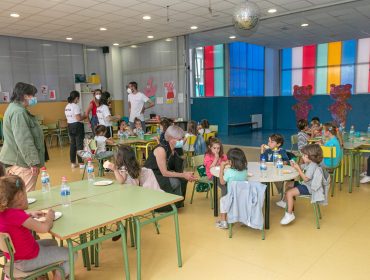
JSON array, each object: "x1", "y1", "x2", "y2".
[
  {"x1": 134, "y1": 141, "x2": 157, "y2": 165},
  {"x1": 321, "y1": 146, "x2": 343, "y2": 197},
  {"x1": 203, "y1": 132, "x2": 216, "y2": 142},
  {"x1": 184, "y1": 135, "x2": 197, "y2": 167},
  {"x1": 0, "y1": 233, "x2": 66, "y2": 280},
  {"x1": 209, "y1": 125, "x2": 218, "y2": 135}
]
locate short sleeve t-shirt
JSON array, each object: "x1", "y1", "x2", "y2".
[
  {"x1": 323, "y1": 136, "x2": 342, "y2": 168},
  {"x1": 300, "y1": 162, "x2": 319, "y2": 193},
  {"x1": 65, "y1": 103, "x2": 81, "y2": 124},
  {"x1": 96, "y1": 105, "x2": 112, "y2": 127},
  {"x1": 128, "y1": 92, "x2": 149, "y2": 122},
  {"x1": 262, "y1": 148, "x2": 289, "y2": 162},
  {"x1": 223, "y1": 168, "x2": 248, "y2": 184},
  {"x1": 0, "y1": 208, "x2": 39, "y2": 260},
  {"x1": 94, "y1": 135, "x2": 107, "y2": 154}
]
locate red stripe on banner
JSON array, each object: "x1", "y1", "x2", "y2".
[
  {"x1": 204, "y1": 46, "x2": 214, "y2": 97},
  {"x1": 302, "y1": 45, "x2": 316, "y2": 93}
]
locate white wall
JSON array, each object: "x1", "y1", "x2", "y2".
[{"x1": 120, "y1": 36, "x2": 187, "y2": 120}]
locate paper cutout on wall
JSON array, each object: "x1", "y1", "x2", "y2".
[
  {"x1": 41, "y1": 85, "x2": 48, "y2": 96},
  {"x1": 164, "y1": 81, "x2": 176, "y2": 104},
  {"x1": 143, "y1": 78, "x2": 157, "y2": 102},
  {"x1": 1, "y1": 92, "x2": 10, "y2": 103},
  {"x1": 328, "y1": 84, "x2": 352, "y2": 126},
  {"x1": 291, "y1": 85, "x2": 313, "y2": 121},
  {"x1": 49, "y1": 90, "x2": 56, "y2": 100}
]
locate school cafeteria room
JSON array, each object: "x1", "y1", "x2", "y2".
[{"x1": 0, "y1": 0, "x2": 370, "y2": 279}]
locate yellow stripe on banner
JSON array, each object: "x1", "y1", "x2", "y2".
[{"x1": 327, "y1": 41, "x2": 342, "y2": 93}]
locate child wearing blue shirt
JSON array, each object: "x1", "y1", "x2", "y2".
[
  {"x1": 216, "y1": 148, "x2": 248, "y2": 229},
  {"x1": 260, "y1": 133, "x2": 289, "y2": 163},
  {"x1": 322, "y1": 123, "x2": 342, "y2": 168}
]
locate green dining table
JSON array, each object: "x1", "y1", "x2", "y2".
[{"x1": 27, "y1": 180, "x2": 183, "y2": 280}]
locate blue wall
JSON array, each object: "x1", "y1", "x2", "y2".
[{"x1": 191, "y1": 95, "x2": 370, "y2": 135}]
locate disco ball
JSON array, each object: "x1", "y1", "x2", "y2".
[{"x1": 233, "y1": 1, "x2": 260, "y2": 34}]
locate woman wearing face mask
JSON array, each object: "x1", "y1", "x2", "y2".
[
  {"x1": 65, "y1": 91, "x2": 86, "y2": 168},
  {"x1": 144, "y1": 125, "x2": 197, "y2": 209},
  {"x1": 85, "y1": 89, "x2": 102, "y2": 135},
  {"x1": 0, "y1": 82, "x2": 44, "y2": 192}
]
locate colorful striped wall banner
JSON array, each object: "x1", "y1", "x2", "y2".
[
  {"x1": 356, "y1": 38, "x2": 370, "y2": 93},
  {"x1": 281, "y1": 48, "x2": 292, "y2": 96},
  {"x1": 204, "y1": 45, "x2": 215, "y2": 97},
  {"x1": 213, "y1": 44, "x2": 224, "y2": 97},
  {"x1": 327, "y1": 41, "x2": 342, "y2": 93},
  {"x1": 340, "y1": 40, "x2": 356, "y2": 88},
  {"x1": 315, "y1": 43, "x2": 328, "y2": 95},
  {"x1": 292, "y1": 47, "x2": 303, "y2": 87},
  {"x1": 302, "y1": 45, "x2": 316, "y2": 93}
]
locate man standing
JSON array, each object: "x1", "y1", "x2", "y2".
[{"x1": 127, "y1": 81, "x2": 154, "y2": 130}]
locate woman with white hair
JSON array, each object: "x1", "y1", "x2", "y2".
[{"x1": 144, "y1": 125, "x2": 197, "y2": 208}]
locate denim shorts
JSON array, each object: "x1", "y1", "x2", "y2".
[{"x1": 294, "y1": 182, "x2": 310, "y2": 195}]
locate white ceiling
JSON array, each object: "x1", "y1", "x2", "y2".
[{"x1": 0, "y1": 0, "x2": 369, "y2": 48}]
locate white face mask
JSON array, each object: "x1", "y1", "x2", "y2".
[
  {"x1": 95, "y1": 94, "x2": 101, "y2": 100},
  {"x1": 127, "y1": 88, "x2": 132, "y2": 94}
]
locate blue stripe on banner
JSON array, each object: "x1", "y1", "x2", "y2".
[
  {"x1": 281, "y1": 48, "x2": 292, "y2": 96},
  {"x1": 341, "y1": 40, "x2": 356, "y2": 87}
]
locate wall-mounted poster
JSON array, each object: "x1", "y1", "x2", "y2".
[
  {"x1": 143, "y1": 77, "x2": 157, "y2": 102},
  {"x1": 49, "y1": 90, "x2": 56, "y2": 100},
  {"x1": 41, "y1": 85, "x2": 48, "y2": 96},
  {"x1": 1, "y1": 92, "x2": 10, "y2": 103},
  {"x1": 163, "y1": 81, "x2": 175, "y2": 104}
]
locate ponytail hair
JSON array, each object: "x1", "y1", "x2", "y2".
[{"x1": 67, "y1": 90, "x2": 80, "y2": 103}]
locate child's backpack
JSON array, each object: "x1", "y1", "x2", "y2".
[
  {"x1": 195, "y1": 165, "x2": 210, "y2": 192},
  {"x1": 194, "y1": 135, "x2": 206, "y2": 155}
]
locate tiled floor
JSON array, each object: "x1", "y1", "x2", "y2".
[{"x1": 19, "y1": 145, "x2": 370, "y2": 279}]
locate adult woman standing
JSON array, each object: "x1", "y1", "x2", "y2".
[
  {"x1": 65, "y1": 91, "x2": 86, "y2": 168},
  {"x1": 144, "y1": 125, "x2": 197, "y2": 208},
  {"x1": 85, "y1": 89, "x2": 101, "y2": 135},
  {"x1": 0, "y1": 82, "x2": 44, "y2": 192},
  {"x1": 96, "y1": 92, "x2": 120, "y2": 138}
]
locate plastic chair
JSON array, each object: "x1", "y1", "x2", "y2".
[
  {"x1": 57, "y1": 119, "x2": 69, "y2": 147},
  {"x1": 0, "y1": 233, "x2": 65, "y2": 280},
  {"x1": 209, "y1": 125, "x2": 218, "y2": 135},
  {"x1": 203, "y1": 132, "x2": 216, "y2": 142},
  {"x1": 297, "y1": 195, "x2": 322, "y2": 229},
  {"x1": 36, "y1": 115, "x2": 44, "y2": 125},
  {"x1": 45, "y1": 123, "x2": 59, "y2": 147},
  {"x1": 290, "y1": 134, "x2": 298, "y2": 152},
  {"x1": 134, "y1": 141, "x2": 158, "y2": 165},
  {"x1": 227, "y1": 181, "x2": 266, "y2": 240},
  {"x1": 321, "y1": 146, "x2": 342, "y2": 197},
  {"x1": 183, "y1": 135, "x2": 197, "y2": 167},
  {"x1": 190, "y1": 155, "x2": 213, "y2": 209}
]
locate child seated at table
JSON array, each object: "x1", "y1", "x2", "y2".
[
  {"x1": 198, "y1": 119, "x2": 211, "y2": 136},
  {"x1": 310, "y1": 119, "x2": 322, "y2": 137},
  {"x1": 105, "y1": 145, "x2": 161, "y2": 190},
  {"x1": 297, "y1": 119, "x2": 310, "y2": 151},
  {"x1": 280, "y1": 144, "x2": 329, "y2": 225},
  {"x1": 94, "y1": 125, "x2": 114, "y2": 158},
  {"x1": 132, "y1": 117, "x2": 144, "y2": 136},
  {"x1": 216, "y1": 148, "x2": 248, "y2": 229},
  {"x1": 183, "y1": 121, "x2": 197, "y2": 153},
  {"x1": 0, "y1": 175, "x2": 73, "y2": 279},
  {"x1": 260, "y1": 133, "x2": 289, "y2": 163},
  {"x1": 321, "y1": 123, "x2": 342, "y2": 168},
  {"x1": 117, "y1": 119, "x2": 132, "y2": 137}
]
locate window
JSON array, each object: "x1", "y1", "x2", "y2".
[{"x1": 229, "y1": 42, "x2": 264, "y2": 97}]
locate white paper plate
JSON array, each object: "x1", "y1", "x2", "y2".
[
  {"x1": 27, "y1": 198, "x2": 37, "y2": 204},
  {"x1": 36, "y1": 211, "x2": 62, "y2": 222},
  {"x1": 93, "y1": 180, "x2": 113, "y2": 186}
]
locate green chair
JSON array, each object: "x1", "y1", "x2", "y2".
[
  {"x1": 190, "y1": 155, "x2": 214, "y2": 209},
  {"x1": 297, "y1": 196, "x2": 322, "y2": 229},
  {"x1": 45, "y1": 123, "x2": 59, "y2": 147},
  {"x1": 57, "y1": 119, "x2": 70, "y2": 147},
  {"x1": 0, "y1": 233, "x2": 65, "y2": 280}
]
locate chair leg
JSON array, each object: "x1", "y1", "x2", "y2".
[
  {"x1": 317, "y1": 204, "x2": 322, "y2": 219},
  {"x1": 228, "y1": 223, "x2": 233, "y2": 238},
  {"x1": 190, "y1": 182, "x2": 197, "y2": 204},
  {"x1": 313, "y1": 203, "x2": 320, "y2": 229}
]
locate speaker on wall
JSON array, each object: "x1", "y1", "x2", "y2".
[{"x1": 102, "y1": 46, "x2": 109, "y2": 53}]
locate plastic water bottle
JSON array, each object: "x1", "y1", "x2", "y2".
[
  {"x1": 272, "y1": 149, "x2": 279, "y2": 166},
  {"x1": 156, "y1": 125, "x2": 160, "y2": 135},
  {"x1": 349, "y1": 125, "x2": 355, "y2": 142},
  {"x1": 40, "y1": 167, "x2": 51, "y2": 193},
  {"x1": 321, "y1": 129, "x2": 326, "y2": 144},
  {"x1": 87, "y1": 160, "x2": 95, "y2": 183},
  {"x1": 60, "y1": 177, "x2": 71, "y2": 207},
  {"x1": 118, "y1": 130, "x2": 124, "y2": 140},
  {"x1": 276, "y1": 155, "x2": 284, "y2": 176},
  {"x1": 367, "y1": 124, "x2": 370, "y2": 138},
  {"x1": 138, "y1": 129, "x2": 144, "y2": 139},
  {"x1": 260, "y1": 156, "x2": 267, "y2": 178}
]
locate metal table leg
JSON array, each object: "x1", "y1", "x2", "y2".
[{"x1": 213, "y1": 176, "x2": 218, "y2": 217}]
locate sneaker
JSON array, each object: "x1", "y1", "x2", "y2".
[
  {"x1": 71, "y1": 163, "x2": 78, "y2": 168},
  {"x1": 360, "y1": 172, "x2": 367, "y2": 177},
  {"x1": 215, "y1": 221, "x2": 228, "y2": 229},
  {"x1": 360, "y1": 176, "x2": 370, "y2": 184},
  {"x1": 280, "y1": 212, "x2": 295, "y2": 225},
  {"x1": 276, "y1": 200, "x2": 287, "y2": 209}
]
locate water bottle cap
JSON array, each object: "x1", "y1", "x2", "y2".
[
  {"x1": 41, "y1": 167, "x2": 47, "y2": 171},
  {"x1": 88, "y1": 159, "x2": 92, "y2": 162}
]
